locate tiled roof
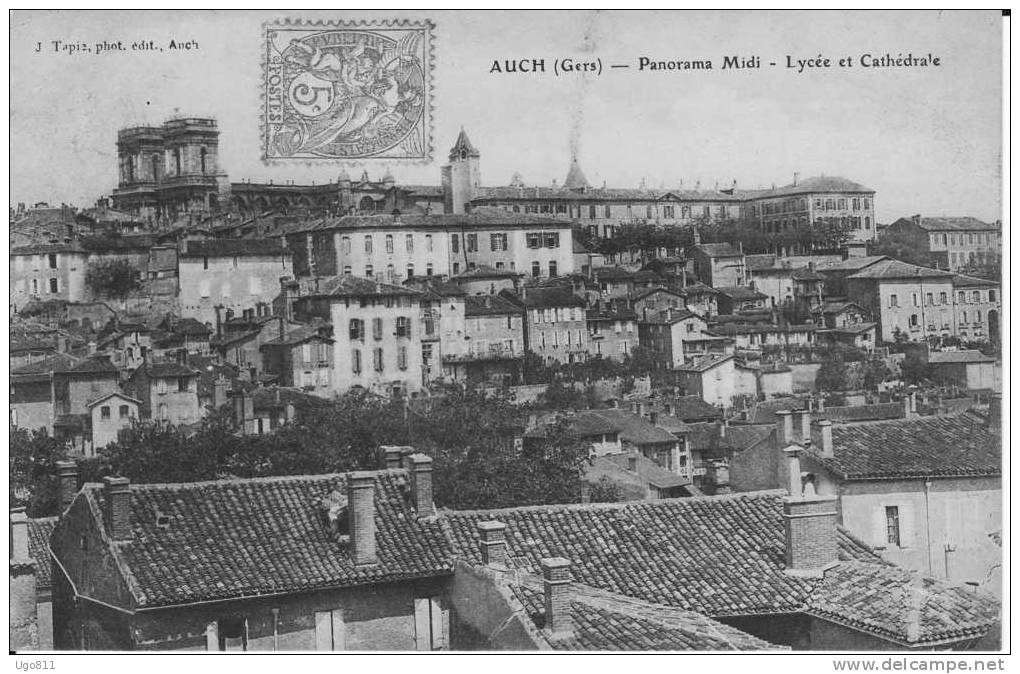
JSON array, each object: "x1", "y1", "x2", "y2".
[
  {"x1": 817, "y1": 300, "x2": 865, "y2": 314},
  {"x1": 181, "y1": 239, "x2": 288, "y2": 258},
  {"x1": 631, "y1": 287, "x2": 685, "y2": 303},
  {"x1": 73, "y1": 470, "x2": 453, "y2": 608},
  {"x1": 248, "y1": 386, "x2": 333, "y2": 412},
  {"x1": 590, "y1": 409, "x2": 679, "y2": 446},
  {"x1": 295, "y1": 211, "x2": 570, "y2": 233},
  {"x1": 171, "y1": 317, "x2": 212, "y2": 336},
  {"x1": 640, "y1": 308, "x2": 698, "y2": 324},
  {"x1": 297, "y1": 275, "x2": 423, "y2": 298},
  {"x1": 745, "y1": 176, "x2": 874, "y2": 198},
  {"x1": 815, "y1": 411, "x2": 1001, "y2": 480},
  {"x1": 824, "y1": 322, "x2": 877, "y2": 336},
  {"x1": 137, "y1": 362, "x2": 200, "y2": 378},
  {"x1": 10, "y1": 241, "x2": 87, "y2": 255},
  {"x1": 442, "y1": 493, "x2": 997, "y2": 646},
  {"x1": 260, "y1": 324, "x2": 333, "y2": 347},
  {"x1": 694, "y1": 243, "x2": 742, "y2": 258},
  {"x1": 927, "y1": 350, "x2": 996, "y2": 364},
  {"x1": 509, "y1": 582, "x2": 778, "y2": 650},
  {"x1": 502, "y1": 287, "x2": 586, "y2": 309},
  {"x1": 674, "y1": 395, "x2": 724, "y2": 422},
  {"x1": 807, "y1": 561, "x2": 1001, "y2": 646},
  {"x1": 952, "y1": 273, "x2": 999, "y2": 288},
  {"x1": 912, "y1": 217, "x2": 998, "y2": 232},
  {"x1": 681, "y1": 281, "x2": 719, "y2": 295},
  {"x1": 745, "y1": 254, "x2": 777, "y2": 271},
  {"x1": 677, "y1": 354, "x2": 734, "y2": 373},
  {"x1": 464, "y1": 294, "x2": 524, "y2": 317},
  {"x1": 601, "y1": 453, "x2": 689, "y2": 489},
  {"x1": 28, "y1": 517, "x2": 57, "y2": 592},
  {"x1": 847, "y1": 259, "x2": 954, "y2": 280},
  {"x1": 80, "y1": 234, "x2": 157, "y2": 253},
  {"x1": 715, "y1": 286, "x2": 767, "y2": 301},
  {"x1": 587, "y1": 305, "x2": 639, "y2": 321},
  {"x1": 709, "y1": 323, "x2": 816, "y2": 336},
  {"x1": 820, "y1": 402, "x2": 903, "y2": 423},
  {"x1": 66, "y1": 356, "x2": 119, "y2": 375},
  {"x1": 10, "y1": 352, "x2": 81, "y2": 376},
  {"x1": 817, "y1": 256, "x2": 890, "y2": 272},
  {"x1": 592, "y1": 266, "x2": 636, "y2": 280},
  {"x1": 85, "y1": 391, "x2": 142, "y2": 409}
]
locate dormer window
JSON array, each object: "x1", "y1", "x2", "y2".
[{"x1": 318, "y1": 490, "x2": 350, "y2": 540}]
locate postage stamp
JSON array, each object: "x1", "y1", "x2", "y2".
[{"x1": 262, "y1": 19, "x2": 434, "y2": 162}]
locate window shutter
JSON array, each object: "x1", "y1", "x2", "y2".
[
  {"x1": 331, "y1": 609, "x2": 346, "y2": 650},
  {"x1": 314, "y1": 611, "x2": 332, "y2": 650},
  {"x1": 871, "y1": 506, "x2": 888, "y2": 548},
  {"x1": 431, "y1": 597, "x2": 449, "y2": 650},
  {"x1": 899, "y1": 503, "x2": 916, "y2": 549},
  {"x1": 413, "y1": 598, "x2": 431, "y2": 651},
  {"x1": 206, "y1": 622, "x2": 218, "y2": 651}
]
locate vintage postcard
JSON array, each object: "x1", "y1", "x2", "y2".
[{"x1": 8, "y1": 9, "x2": 1006, "y2": 662}]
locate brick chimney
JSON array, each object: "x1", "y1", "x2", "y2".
[
  {"x1": 810, "y1": 419, "x2": 834, "y2": 458},
  {"x1": 706, "y1": 460, "x2": 731, "y2": 495},
  {"x1": 56, "y1": 460, "x2": 79, "y2": 512},
  {"x1": 409, "y1": 453, "x2": 435, "y2": 517},
  {"x1": 477, "y1": 520, "x2": 507, "y2": 566},
  {"x1": 10, "y1": 508, "x2": 30, "y2": 560},
  {"x1": 902, "y1": 393, "x2": 914, "y2": 420},
  {"x1": 793, "y1": 409, "x2": 811, "y2": 443},
  {"x1": 540, "y1": 557, "x2": 573, "y2": 638},
  {"x1": 987, "y1": 393, "x2": 1001, "y2": 429},
  {"x1": 775, "y1": 409, "x2": 793, "y2": 446},
  {"x1": 782, "y1": 446, "x2": 838, "y2": 573},
  {"x1": 380, "y1": 445, "x2": 410, "y2": 470},
  {"x1": 103, "y1": 476, "x2": 132, "y2": 541},
  {"x1": 347, "y1": 471, "x2": 378, "y2": 566}
]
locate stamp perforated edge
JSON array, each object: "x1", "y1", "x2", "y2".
[{"x1": 259, "y1": 17, "x2": 435, "y2": 166}]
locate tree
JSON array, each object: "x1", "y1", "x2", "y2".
[
  {"x1": 10, "y1": 428, "x2": 68, "y2": 517},
  {"x1": 870, "y1": 230, "x2": 932, "y2": 268},
  {"x1": 587, "y1": 476, "x2": 623, "y2": 503},
  {"x1": 899, "y1": 358, "x2": 931, "y2": 386},
  {"x1": 85, "y1": 258, "x2": 140, "y2": 298},
  {"x1": 862, "y1": 359, "x2": 894, "y2": 390},
  {"x1": 539, "y1": 380, "x2": 585, "y2": 410},
  {"x1": 815, "y1": 358, "x2": 849, "y2": 392}
]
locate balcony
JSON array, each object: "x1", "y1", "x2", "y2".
[{"x1": 443, "y1": 343, "x2": 520, "y2": 363}]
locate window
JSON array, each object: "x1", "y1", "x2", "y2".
[
  {"x1": 372, "y1": 317, "x2": 384, "y2": 340},
  {"x1": 889, "y1": 294, "x2": 898, "y2": 308},
  {"x1": 365, "y1": 264, "x2": 374, "y2": 278},
  {"x1": 451, "y1": 234, "x2": 460, "y2": 253},
  {"x1": 178, "y1": 377, "x2": 189, "y2": 392},
  {"x1": 912, "y1": 293, "x2": 918, "y2": 307},
  {"x1": 49, "y1": 278, "x2": 59, "y2": 294},
  {"x1": 100, "y1": 406, "x2": 111, "y2": 420},
  {"x1": 206, "y1": 617, "x2": 247, "y2": 651},
  {"x1": 526, "y1": 233, "x2": 542, "y2": 248},
  {"x1": 976, "y1": 310, "x2": 982, "y2": 323},
  {"x1": 387, "y1": 264, "x2": 395, "y2": 282},
  {"x1": 852, "y1": 198, "x2": 860, "y2": 211},
  {"x1": 314, "y1": 609, "x2": 346, "y2": 651},
  {"x1": 961, "y1": 311, "x2": 968, "y2": 324},
  {"x1": 863, "y1": 198, "x2": 870, "y2": 210},
  {"x1": 48, "y1": 253, "x2": 57, "y2": 269},
  {"x1": 352, "y1": 349, "x2": 362, "y2": 374},
  {"x1": 31, "y1": 279, "x2": 37, "y2": 294},
  {"x1": 972, "y1": 291, "x2": 981, "y2": 303},
  {"x1": 407, "y1": 264, "x2": 414, "y2": 279},
  {"x1": 426, "y1": 234, "x2": 433, "y2": 252},
  {"x1": 548, "y1": 261, "x2": 557, "y2": 277},
  {"x1": 466, "y1": 234, "x2": 478, "y2": 252},
  {"x1": 373, "y1": 347, "x2": 384, "y2": 372},
  {"x1": 958, "y1": 291, "x2": 966, "y2": 303},
  {"x1": 364, "y1": 235, "x2": 373, "y2": 253},
  {"x1": 396, "y1": 316, "x2": 411, "y2": 338},
  {"x1": 885, "y1": 506, "x2": 900, "y2": 547},
  {"x1": 532, "y1": 261, "x2": 541, "y2": 277},
  {"x1": 405, "y1": 234, "x2": 414, "y2": 253},
  {"x1": 341, "y1": 236, "x2": 351, "y2": 254},
  {"x1": 384, "y1": 234, "x2": 394, "y2": 254},
  {"x1": 646, "y1": 205, "x2": 653, "y2": 219},
  {"x1": 490, "y1": 233, "x2": 507, "y2": 251},
  {"x1": 925, "y1": 293, "x2": 933, "y2": 306},
  {"x1": 157, "y1": 378, "x2": 168, "y2": 395},
  {"x1": 414, "y1": 597, "x2": 449, "y2": 651},
  {"x1": 452, "y1": 262, "x2": 459, "y2": 275},
  {"x1": 158, "y1": 403, "x2": 168, "y2": 421},
  {"x1": 349, "y1": 318, "x2": 365, "y2": 340},
  {"x1": 909, "y1": 314, "x2": 919, "y2": 328},
  {"x1": 989, "y1": 289, "x2": 996, "y2": 302},
  {"x1": 426, "y1": 263, "x2": 433, "y2": 276},
  {"x1": 544, "y1": 233, "x2": 560, "y2": 248},
  {"x1": 590, "y1": 205, "x2": 597, "y2": 219},
  {"x1": 397, "y1": 346, "x2": 408, "y2": 370},
  {"x1": 119, "y1": 405, "x2": 130, "y2": 419},
  {"x1": 343, "y1": 265, "x2": 352, "y2": 276},
  {"x1": 604, "y1": 205, "x2": 611, "y2": 218},
  {"x1": 663, "y1": 205, "x2": 675, "y2": 218}
]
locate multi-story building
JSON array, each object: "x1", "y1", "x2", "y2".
[
  {"x1": 410, "y1": 280, "x2": 468, "y2": 385},
  {"x1": 741, "y1": 176, "x2": 877, "y2": 245},
  {"x1": 446, "y1": 294, "x2": 526, "y2": 385},
  {"x1": 290, "y1": 276, "x2": 424, "y2": 397},
  {"x1": 124, "y1": 361, "x2": 202, "y2": 426},
  {"x1": 637, "y1": 308, "x2": 712, "y2": 369},
  {"x1": 286, "y1": 211, "x2": 574, "y2": 285},
  {"x1": 586, "y1": 301, "x2": 638, "y2": 361},
  {"x1": 178, "y1": 239, "x2": 293, "y2": 325},
  {"x1": 502, "y1": 286, "x2": 589, "y2": 365},
  {"x1": 260, "y1": 324, "x2": 335, "y2": 394},
  {"x1": 85, "y1": 392, "x2": 140, "y2": 453},
  {"x1": 691, "y1": 243, "x2": 747, "y2": 287},
  {"x1": 884, "y1": 216, "x2": 1002, "y2": 271},
  {"x1": 844, "y1": 259, "x2": 1001, "y2": 343},
  {"x1": 10, "y1": 241, "x2": 90, "y2": 310}
]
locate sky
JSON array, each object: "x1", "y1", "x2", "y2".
[{"x1": 9, "y1": 9, "x2": 1004, "y2": 223}]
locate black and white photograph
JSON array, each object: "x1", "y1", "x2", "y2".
[{"x1": 7, "y1": 9, "x2": 1007, "y2": 661}]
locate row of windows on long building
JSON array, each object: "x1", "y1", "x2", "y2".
[{"x1": 888, "y1": 289, "x2": 997, "y2": 308}]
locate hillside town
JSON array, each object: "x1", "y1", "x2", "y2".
[{"x1": 10, "y1": 117, "x2": 1003, "y2": 652}]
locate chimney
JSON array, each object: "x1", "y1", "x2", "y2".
[
  {"x1": 103, "y1": 476, "x2": 132, "y2": 541},
  {"x1": 793, "y1": 409, "x2": 811, "y2": 442},
  {"x1": 10, "y1": 508, "x2": 30, "y2": 560},
  {"x1": 810, "y1": 420, "x2": 834, "y2": 458},
  {"x1": 409, "y1": 453, "x2": 435, "y2": 517},
  {"x1": 782, "y1": 446, "x2": 839, "y2": 572},
  {"x1": 347, "y1": 471, "x2": 378, "y2": 566},
  {"x1": 793, "y1": 172, "x2": 800, "y2": 186},
  {"x1": 775, "y1": 409, "x2": 793, "y2": 446},
  {"x1": 988, "y1": 394, "x2": 1001, "y2": 429},
  {"x1": 56, "y1": 460, "x2": 79, "y2": 512},
  {"x1": 627, "y1": 454, "x2": 638, "y2": 471},
  {"x1": 540, "y1": 557, "x2": 573, "y2": 638},
  {"x1": 213, "y1": 376, "x2": 229, "y2": 410},
  {"x1": 706, "y1": 460, "x2": 731, "y2": 495},
  {"x1": 717, "y1": 418, "x2": 727, "y2": 438},
  {"x1": 816, "y1": 395, "x2": 826, "y2": 413},
  {"x1": 477, "y1": 520, "x2": 507, "y2": 567},
  {"x1": 379, "y1": 445, "x2": 409, "y2": 470},
  {"x1": 902, "y1": 394, "x2": 914, "y2": 420}
]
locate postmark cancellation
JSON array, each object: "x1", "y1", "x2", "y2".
[{"x1": 262, "y1": 20, "x2": 434, "y2": 162}]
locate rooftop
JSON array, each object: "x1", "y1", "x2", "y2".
[
  {"x1": 464, "y1": 294, "x2": 524, "y2": 317},
  {"x1": 181, "y1": 239, "x2": 288, "y2": 258},
  {"x1": 927, "y1": 350, "x2": 997, "y2": 364},
  {"x1": 906, "y1": 216, "x2": 999, "y2": 232},
  {"x1": 847, "y1": 259, "x2": 955, "y2": 281},
  {"x1": 295, "y1": 275, "x2": 423, "y2": 299}
]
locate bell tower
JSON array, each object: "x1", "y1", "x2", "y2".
[{"x1": 442, "y1": 128, "x2": 481, "y2": 214}]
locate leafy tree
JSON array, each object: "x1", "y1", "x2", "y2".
[
  {"x1": 862, "y1": 359, "x2": 894, "y2": 390},
  {"x1": 10, "y1": 428, "x2": 67, "y2": 517},
  {"x1": 899, "y1": 358, "x2": 931, "y2": 386},
  {"x1": 85, "y1": 258, "x2": 140, "y2": 298},
  {"x1": 587, "y1": 476, "x2": 624, "y2": 503},
  {"x1": 870, "y1": 230, "x2": 932, "y2": 268},
  {"x1": 815, "y1": 358, "x2": 849, "y2": 392},
  {"x1": 539, "y1": 380, "x2": 585, "y2": 410}
]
